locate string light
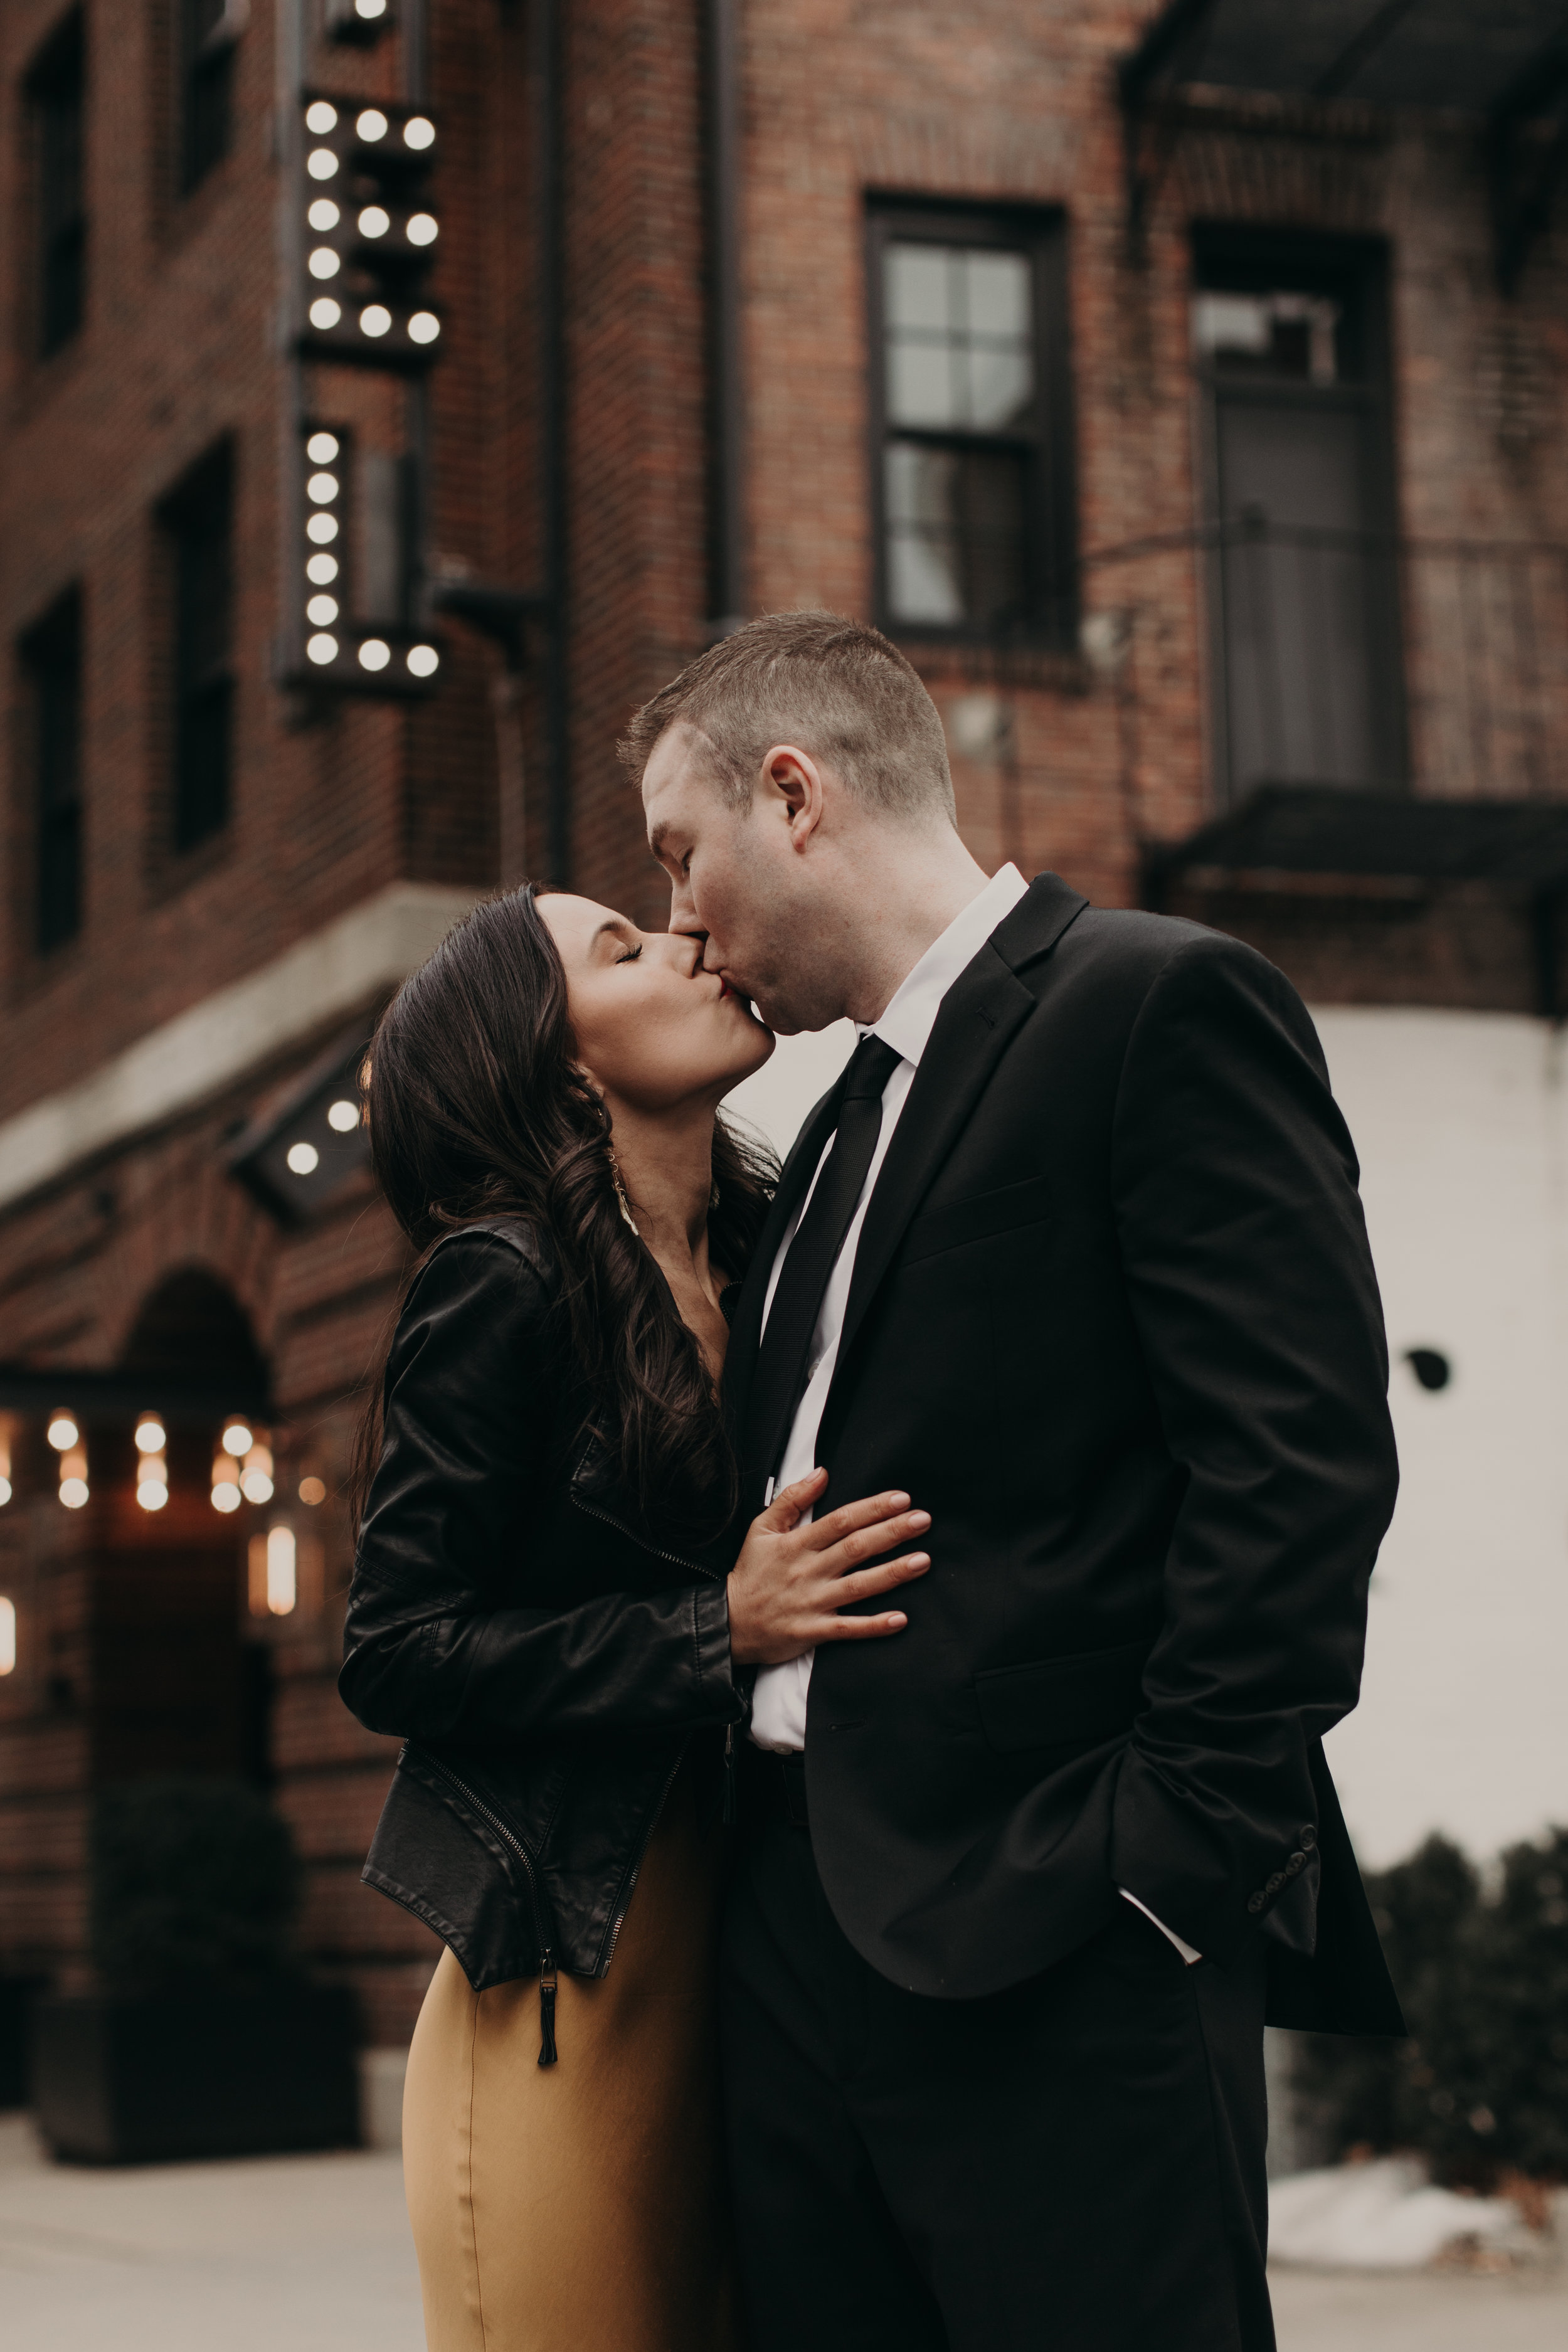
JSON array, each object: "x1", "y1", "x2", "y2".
[
  {"x1": 407, "y1": 644, "x2": 440, "y2": 677},
  {"x1": 358, "y1": 206, "x2": 391, "y2": 238},
  {"x1": 326, "y1": 1099, "x2": 360, "y2": 1131},
  {"x1": 59, "y1": 1444, "x2": 88, "y2": 1510},
  {"x1": 0, "y1": 1412, "x2": 13, "y2": 1508},
  {"x1": 359, "y1": 639, "x2": 391, "y2": 671},
  {"x1": 356, "y1": 109, "x2": 389, "y2": 140},
  {"x1": 47, "y1": 1412, "x2": 78, "y2": 1451},
  {"x1": 305, "y1": 552, "x2": 338, "y2": 585},
  {"x1": 307, "y1": 198, "x2": 341, "y2": 231},
  {"x1": 222, "y1": 1422, "x2": 253, "y2": 1458},
  {"x1": 0, "y1": 1599, "x2": 14, "y2": 1675},
  {"x1": 308, "y1": 297, "x2": 342, "y2": 331},
  {"x1": 306, "y1": 633, "x2": 338, "y2": 665},
  {"x1": 408, "y1": 312, "x2": 440, "y2": 345},
  {"x1": 307, "y1": 148, "x2": 340, "y2": 181},
  {"x1": 359, "y1": 304, "x2": 392, "y2": 337},
  {"x1": 305, "y1": 101, "x2": 339, "y2": 134},
  {"x1": 407, "y1": 213, "x2": 438, "y2": 246},
  {"x1": 306, "y1": 595, "x2": 339, "y2": 626},
  {"x1": 287, "y1": 1140, "x2": 321, "y2": 1172},
  {"x1": 134, "y1": 1416, "x2": 166, "y2": 1453},
  {"x1": 241, "y1": 1445, "x2": 275, "y2": 1507},
  {"x1": 211, "y1": 1451, "x2": 241, "y2": 1513},
  {"x1": 299, "y1": 1476, "x2": 327, "y2": 1507},
  {"x1": 404, "y1": 115, "x2": 435, "y2": 150}
]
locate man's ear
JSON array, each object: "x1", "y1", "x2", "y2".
[{"x1": 760, "y1": 745, "x2": 826, "y2": 850}]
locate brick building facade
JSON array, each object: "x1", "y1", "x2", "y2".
[{"x1": 3, "y1": 0, "x2": 1567, "y2": 2064}]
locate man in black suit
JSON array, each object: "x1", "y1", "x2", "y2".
[{"x1": 628, "y1": 612, "x2": 1402, "y2": 2352}]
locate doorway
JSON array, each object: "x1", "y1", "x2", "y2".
[{"x1": 1192, "y1": 228, "x2": 1406, "y2": 805}]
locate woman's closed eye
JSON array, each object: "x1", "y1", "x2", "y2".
[{"x1": 615, "y1": 943, "x2": 644, "y2": 965}]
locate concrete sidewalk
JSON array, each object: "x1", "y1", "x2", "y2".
[{"x1": 2, "y1": 2112, "x2": 1565, "y2": 2350}]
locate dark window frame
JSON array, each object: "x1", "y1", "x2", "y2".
[
  {"x1": 177, "y1": 0, "x2": 241, "y2": 197},
  {"x1": 160, "y1": 442, "x2": 236, "y2": 856},
  {"x1": 25, "y1": 9, "x2": 87, "y2": 360},
  {"x1": 866, "y1": 197, "x2": 1078, "y2": 651},
  {"x1": 19, "y1": 587, "x2": 85, "y2": 957}
]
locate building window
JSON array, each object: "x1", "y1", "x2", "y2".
[
  {"x1": 868, "y1": 203, "x2": 1075, "y2": 646},
  {"x1": 162, "y1": 445, "x2": 235, "y2": 853},
  {"x1": 178, "y1": 0, "x2": 240, "y2": 196},
  {"x1": 21, "y1": 589, "x2": 85, "y2": 955},
  {"x1": 26, "y1": 10, "x2": 86, "y2": 359}
]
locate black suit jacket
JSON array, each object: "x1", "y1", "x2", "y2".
[{"x1": 726, "y1": 876, "x2": 1404, "y2": 2034}]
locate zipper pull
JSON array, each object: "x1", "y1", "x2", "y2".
[
  {"x1": 723, "y1": 1724, "x2": 737, "y2": 1825},
  {"x1": 537, "y1": 1952, "x2": 558, "y2": 2067}
]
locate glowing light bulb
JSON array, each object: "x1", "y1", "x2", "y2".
[
  {"x1": 307, "y1": 198, "x2": 341, "y2": 231},
  {"x1": 60, "y1": 1478, "x2": 88, "y2": 1510},
  {"x1": 241, "y1": 1469, "x2": 274, "y2": 1505},
  {"x1": 305, "y1": 512, "x2": 339, "y2": 544},
  {"x1": 287, "y1": 1140, "x2": 320, "y2": 1173},
  {"x1": 406, "y1": 213, "x2": 438, "y2": 246},
  {"x1": 308, "y1": 248, "x2": 341, "y2": 281},
  {"x1": 408, "y1": 311, "x2": 440, "y2": 345},
  {"x1": 358, "y1": 206, "x2": 391, "y2": 238},
  {"x1": 298, "y1": 1476, "x2": 327, "y2": 1507},
  {"x1": 306, "y1": 632, "x2": 338, "y2": 665},
  {"x1": 359, "y1": 304, "x2": 392, "y2": 337},
  {"x1": 358, "y1": 638, "x2": 391, "y2": 672},
  {"x1": 404, "y1": 116, "x2": 435, "y2": 151},
  {"x1": 356, "y1": 0, "x2": 388, "y2": 18},
  {"x1": 48, "y1": 1414, "x2": 79, "y2": 1451},
  {"x1": 0, "y1": 1479, "x2": 11, "y2": 1508},
  {"x1": 407, "y1": 644, "x2": 440, "y2": 678},
  {"x1": 356, "y1": 109, "x2": 389, "y2": 141},
  {"x1": 211, "y1": 1480, "x2": 241, "y2": 1514},
  {"x1": 327, "y1": 1099, "x2": 360, "y2": 1131},
  {"x1": 306, "y1": 594, "x2": 339, "y2": 627},
  {"x1": 309, "y1": 296, "x2": 342, "y2": 330},
  {"x1": 305, "y1": 551, "x2": 339, "y2": 585},
  {"x1": 135, "y1": 1417, "x2": 166, "y2": 1453},
  {"x1": 137, "y1": 1478, "x2": 168, "y2": 1512},
  {"x1": 267, "y1": 1525, "x2": 297, "y2": 1615},
  {"x1": 307, "y1": 148, "x2": 340, "y2": 181},
  {"x1": 306, "y1": 432, "x2": 339, "y2": 465},
  {"x1": 305, "y1": 101, "x2": 338, "y2": 134},
  {"x1": 307, "y1": 471, "x2": 339, "y2": 504},
  {"x1": 223, "y1": 1422, "x2": 253, "y2": 1458},
  {"x1": 0, "y1": 1597, "x2": 14, "y2": 1672}
]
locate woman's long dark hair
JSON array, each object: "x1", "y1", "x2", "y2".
[{"x1": 356, "y1": 886, "x2": 776, "y2": 1537}]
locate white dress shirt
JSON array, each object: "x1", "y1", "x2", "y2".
[{"x1": 746, "y1": 861, "x2": 1202, "y2": 1968}]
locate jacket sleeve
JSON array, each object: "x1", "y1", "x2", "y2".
[
  {"x1": 1107, "y1": 933, "x2": 1399, "y2": 1963},
  {"x1": 338, "y1": 1232, "x2": 742, "y2": 1745}
]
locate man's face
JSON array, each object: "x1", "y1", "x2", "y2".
[{"x1": 644, "y1": 723, "x2": 847, "y2": 1034}]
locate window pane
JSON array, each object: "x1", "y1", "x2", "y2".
[
  {"x1": 963, "y1": 249, "x2": 1030, "y2": 338},
  {"x1": 884, "y1": 245, "x2": 951, "y2": 333},
  {"x1": 887, "y1": 338, "x2": 955, "y2": 429},
  {"x1": 884, "y1": 241, "x2": 1034, "y2": 433},
  {"x1": 884, "y1": 443, "x2": 1027, "y2": 631}
]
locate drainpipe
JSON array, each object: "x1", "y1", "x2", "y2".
[
  {"x1": 533, "y1": 0, "x2": 570, "y2": 882},
  {"x1": 706, "y1": 0, "x2": 745, "y2": 633}
]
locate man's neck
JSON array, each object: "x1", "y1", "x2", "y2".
[{"x1": 838, "y1": 829, "x2": 992, "y2": 1027}]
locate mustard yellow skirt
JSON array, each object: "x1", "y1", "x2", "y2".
[{"x1": 401, "y1": 1764, "x2": 742, "y2": 2352}]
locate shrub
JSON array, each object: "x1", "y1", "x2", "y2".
[
  {"x1": 91, "y1": 1776, "x2": 302, "y2": 1996},
  {"x1": 1294, "y1": 1825, "x2": 1568, "y2": 2187}
]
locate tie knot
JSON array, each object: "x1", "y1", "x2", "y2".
[{"x1": 842, "y1": 1033, "x2": 903, "y2": 1103}]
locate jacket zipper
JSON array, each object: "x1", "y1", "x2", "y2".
[
  {"x1": 601, "y1": 1745, "x2": 687, "y2": 1976},
  {"x1": 568, "y1": 1488, "x2": 725, "y2": 1582},
  {"x1": 415, "y1": 1748, "x2": 563, "y2": 2068}
]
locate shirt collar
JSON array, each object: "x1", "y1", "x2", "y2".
[{"x1": 862, "y1": 863, "x2": 1030, "y2": 1069}]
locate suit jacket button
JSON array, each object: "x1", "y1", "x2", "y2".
[
  {"x1": 1299, "y1": 1825, "x2": 1317, "y2": 1850},
  {"x1": 1265, "y1": 1872, "x2": 1285, "y2": 1895},
  {"x1": 1286, "y1": 1851, "x2": 1307, "y2": 1875},
  {"x1": 1247, "y1": 1892, "x2": 1266, "y2": 1914}
]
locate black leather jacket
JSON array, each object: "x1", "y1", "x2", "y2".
[{"x1": 339, "y1": 1219, "x2": 746, "y2": 2036}]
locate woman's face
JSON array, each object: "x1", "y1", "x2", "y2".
[{"x1": 539, "y1": 893, "x2": 774, "y2": 1115}]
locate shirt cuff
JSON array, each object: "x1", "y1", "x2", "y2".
[{"x1": 1119, "y1": 1887, "x2": 1202, "y2": 1966}]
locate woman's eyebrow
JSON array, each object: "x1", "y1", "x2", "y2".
[{"x1": 590, "y1": 918, "x2": 638, "y2": 950}]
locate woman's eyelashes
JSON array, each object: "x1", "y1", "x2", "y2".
[{"x1": 615, "y1": 943, "x2": 644, "y2": 965}]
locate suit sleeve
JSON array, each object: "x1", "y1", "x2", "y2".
[
  {"x1": 1107, "y1": 933, "x2": 1398, "y2": 1962},
  {"x1": 338, "y1": 1234, "x2": 741, "y2": 1746}
]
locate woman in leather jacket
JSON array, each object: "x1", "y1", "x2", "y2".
[{"x1": 340, "y1": 884, "x2": 931, "y2": 2352}]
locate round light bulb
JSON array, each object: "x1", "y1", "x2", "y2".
[
  {"x1": 307, "y1": 470, "x2": 339, "y2": 504},
  {"x1": 406, "y1": 213, "x2": 438, "y2": 247},
  {"x1": 305, "y1": 430, "x2": 339, "y2": 464},
  {"x1": 47, "y1": 1414, "x2": 78, "y2": 1451},
  {"x1": 307, "y1": 198, "x2": 340, "y2": 231},
  {"x1": 137, "y1": 1480, "x2": 168, "y2": 1512},
  {"x1": 408, "y1": 311, "x2": 440, "y2": 346},
  {"x1": 308, "y1": 248, "x2": 341, "y2": 281},
  {"x1": 223, "y1": 1422, "x2": 253, "y2": 1458},
  {"x1": 304, "y1": 101, "x2": 338, "y2": 135},
  {"x1": 298, "y1": 1476, "x2": 327, "y2": 1507},
  {"x1": 326, "y1": 1099, "x2": 360, "y2": 1132},
  {"x1": 406, "y1": 644, "x2": 440, "y2": 678},
  {"x1": 134, "y1": 1417, "x2": 166, "y2": 1453},
  {"x1": 0, "y1": 1476, "x2": 13, "y2": 1507},
  {"x1": 60, "y1": 1478, "x2": 89, "y2": 1510},
  {"x1": 305, "y1": 551, "x2": 339, "y2": 585},
  {"x1": 307, "y1": 148, "x2": 340, "y2": 181},
  {"x1": 211, "y1": 1481, "x2": 241, "y2": 1515},
  {"x1": 308, "y1": 296, "x2": 342, "y2": 329},
  {"x1": 306, "y1": 594, "x2": 339, "y2": 626},
  {"x1": 359, "y1": 304, "x2": 392, "y2": 338},
  {"x1": 306, "y1": 633, "x2": 338, "y2": 665},
  {"x1": 358, "y1": 638, "x2": 391, "y2": 672},
  {"x1": 356, "y1": 0, "x2": 388, "y2": 18},
  {"x1": 404, "y1": 116, "x2": 435, "y2": 151},
  {"x1": 356, "y1": 109, "x2": 389, "y2": 141},
  {"x1": 241, "y1": 1470, "x2": 275, "y2": 1505},
  {"x1": 358, "y1": 206, "x2": 391, "y2": 238},
  {"x1": 287, "y1": 1140, "x2": 320, "y2": 1174},
  {"x1": 305, "y1": 512, "x2": 339, "y2": 545}
]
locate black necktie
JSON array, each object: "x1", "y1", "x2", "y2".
[{"x1": 744, "y1": 1032, "x2": 903, "y2": 1486}]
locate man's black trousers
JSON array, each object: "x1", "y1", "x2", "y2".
[{"x1": 719, "y1": 1804, "x2": 1276, "y2": 2352}]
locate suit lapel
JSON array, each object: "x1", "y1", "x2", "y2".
[
  {"x1": 723, "y1": 1073, "x2": 847, "y2": 1445},
  {"x1": 833, "y1": 872, "x2": 1088, "y2": 1375}
]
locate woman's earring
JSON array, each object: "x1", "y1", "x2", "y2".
[{"x1": 610, "y1": 1150, "x2": 640, "y2": 1237}]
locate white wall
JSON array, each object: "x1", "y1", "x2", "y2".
[{"x1": 728, "y1": 1005, "x2": 1568, "y2": 1872}]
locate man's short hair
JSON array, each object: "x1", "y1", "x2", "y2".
[{"x1": 618, "y1": 610, "x2": 956, "y2": 821}]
